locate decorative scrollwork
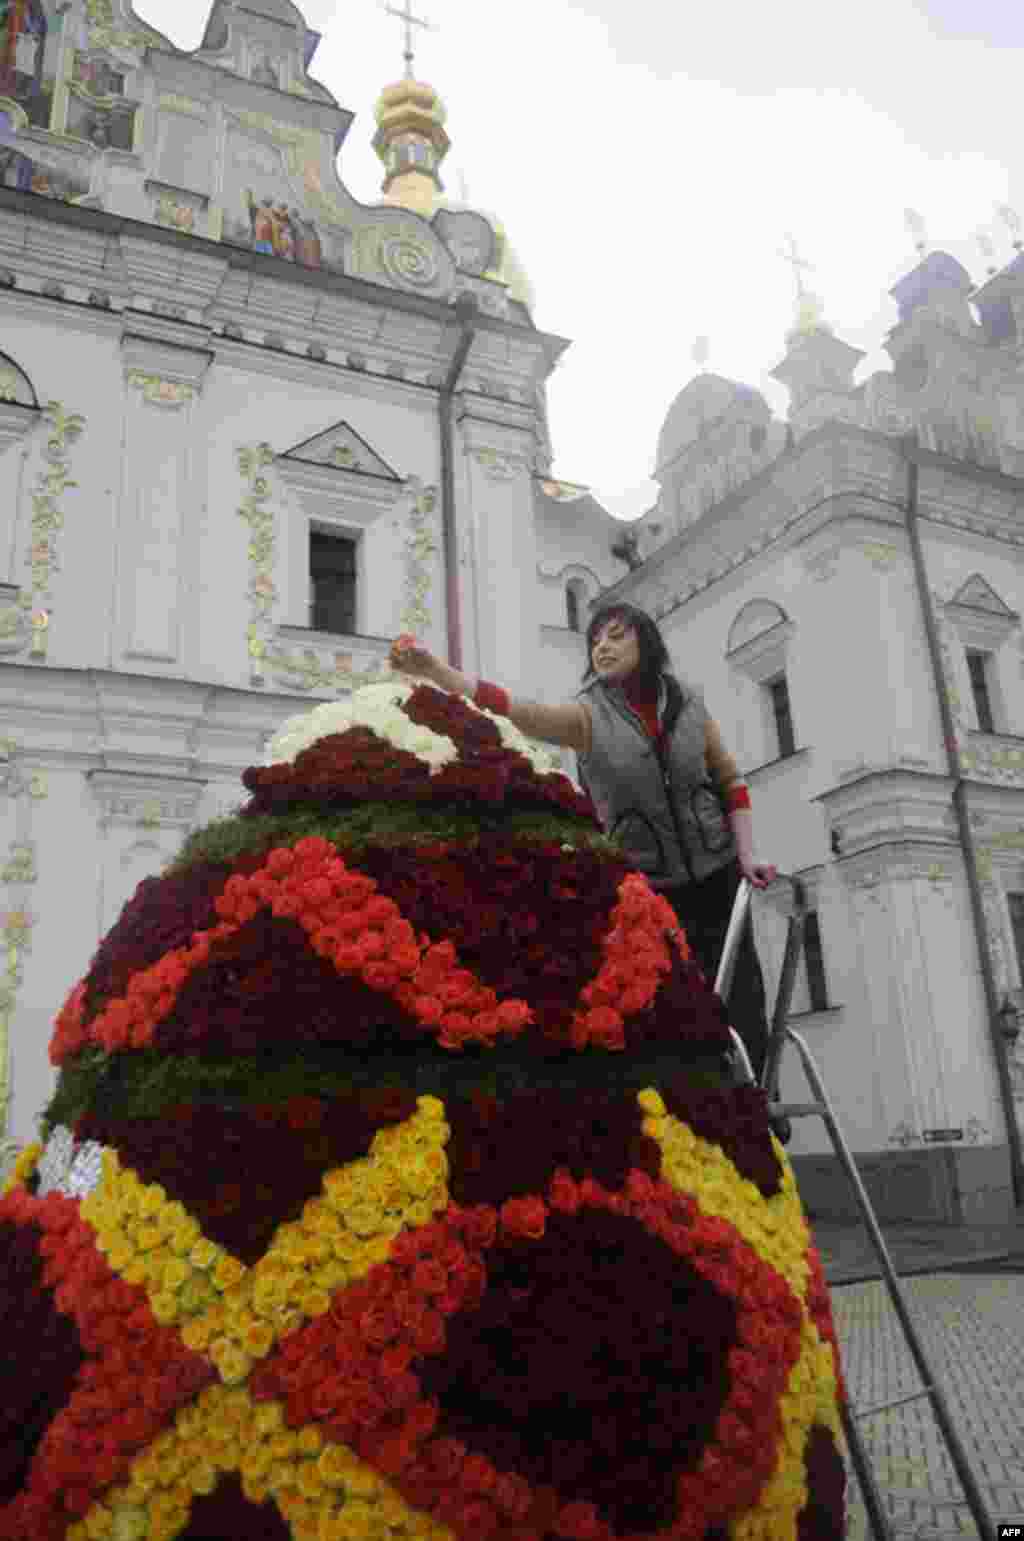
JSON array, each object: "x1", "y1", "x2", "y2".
[{"x1": 380, "y1": 233, "x2": 440, "y2": 289}]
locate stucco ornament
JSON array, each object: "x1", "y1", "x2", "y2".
[
  {"x1": 236, "y1": 443, "x2": 280, "y2": 685},
  {"x1": 126, "y1": 371, "x2": 196, "y2": 407},
  {"x1": 398, "y1": 481, "x2": 438, "y2": 635},
  {"x1": 0, "y1": 745, "x2": 47, "y2": 1136},
  {"x1": 12, "y1": 402, "x2": 87, "y2": 660}
]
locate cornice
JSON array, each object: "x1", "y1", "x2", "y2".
[
  {"x1": 811, "y1": 765, "x2": 959, "y2": 858},
  {"x1": 0, "y1": 666, "x2": 314, "y2": 780},
  {"x1": 87, "y1": 770, "x2": 207, "y2": 832},
  {"x1": 0, "y1": 195, "x2": 571, "y2": 364}
]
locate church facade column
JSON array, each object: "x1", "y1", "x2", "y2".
[
  {"x1": 455, "y1": 404, "x2": 539, "y2": 695},
  {"x1": 115, "y1": 332, "x2": 212, "y2": 674}
]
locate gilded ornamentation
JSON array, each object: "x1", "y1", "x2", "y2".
[
  {"x1": 84, "y1": 0, "x2": 161, "y2": 54},
  {"x1": 859, "y1": 541, "x2": 899, "y2": 571},
  {"x1": 0, "y1": 744, "x2": 46, "y2": 1137},
  {"x1": 378, "y1": 231, "x2": 439, "y2": 288},
  {"x1": 398, "y1": 482, "x2": 438, "y2": 636},
  {"x1": 11, "y1": 402, "x2": 87, "y2": 661},
  {"x1": 236, "y1": 443, "x2": 279, "y2": 687},
  {"x1": 157, "y1": 93, "x2": 208, "y2": 118},
  {"x1": 471, "y1": 447, "x2": 526, "y2": 482},
  {"x1": 126, "y1": 371, "x2": 196, "y2": 407}
]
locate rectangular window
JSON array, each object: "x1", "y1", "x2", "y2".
[
  {"x1": 966, "y1": 649, "x2": 995, "y2": 733},
  {"x1": 309, "y1": 530, "x2": 357, "y2": 636},
  {"x1": 1008, "y1": 893, "x2": 1024, "y2": 982},
  {"x1": 767, "y1": 674, "x2": 796, "y2": 759},
  {"x1": 804, "y1": 911, "x2": 829, "y2": 1012}
]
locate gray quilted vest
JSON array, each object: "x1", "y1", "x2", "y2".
[{"x1": 575, "y1": 672, "x2": 736, "y2": 890}]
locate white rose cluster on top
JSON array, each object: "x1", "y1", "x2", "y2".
[{"x1": 264, "y1": 680, "x2": 556, "y2": 778}]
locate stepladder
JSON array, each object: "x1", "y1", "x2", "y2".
[{"x1": 712, "y1": 873, "x2": 997, "y2": 1541}]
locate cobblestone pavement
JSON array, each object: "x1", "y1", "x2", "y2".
[{"x1": 832, "y1": 1273, "x2": 1024, "y2": 1539}]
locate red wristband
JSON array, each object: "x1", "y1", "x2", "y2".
[
  {"x1": 727, "y1": 784, "x2": 752, "y2": 813},
  {"x1": 473, "y1": 679, "x2": 511, "y2": 716}
]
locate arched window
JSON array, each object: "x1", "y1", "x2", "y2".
[{"x1": 566, "y1": 582, "x2": 580, "y2": 632}]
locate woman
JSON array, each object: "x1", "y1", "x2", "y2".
[{"x1": 389, "y1": 601, "x2": 777, "y2": 1083}]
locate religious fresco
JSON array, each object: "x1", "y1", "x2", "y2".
[
  {"x1": 220, "y1": 129, "x2": 346, "y2": 272},
  {"x1": 0, "y1": 107, "x2": 89, "y2": 200},
  {"x1": 0, "y1": 0, "x2": 61, "y2": 130}
]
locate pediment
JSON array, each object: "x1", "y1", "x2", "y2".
[
  {"x1": 949, "y1": 574, "x2": 1015, "y2": 617},
  {"x1": 279, "y1": 421, "x2": 402, "y2": 481}
]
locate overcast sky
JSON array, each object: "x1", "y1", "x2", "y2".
[{"x1": 135, "y1": 0, "x2": 1022, "y2": 519}]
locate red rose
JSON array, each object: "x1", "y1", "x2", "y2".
[
  {"x1": 427, "y1": 1437, "x2": 466, "y2": 1481},
  {"x1": 411, "y1": 1259, "x2": 448, "y2": 1297},
  {"x1": 548, "y1": 1172, "x2": 581, "y2": 1215},
  {"x1": 402, "y1": 1400, "x2": 439, "y2": 1441},
  {"x1": 412, "y1": 1309, "x2": 445, "y2": 1355},
  {"x1": 461, "y1": 1452, "x2": 498, "y2": 1495},
  {"x1": 501, "y1": 1196, "x2": 546, "y2": 1240}
]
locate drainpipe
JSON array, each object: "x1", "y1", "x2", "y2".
[
  {"x1": 902, "y1": 434, "x2": 1024, "y2": 1208},
  {"x1": 438, "y1": 295, "x2": 477, "y2": 671}
]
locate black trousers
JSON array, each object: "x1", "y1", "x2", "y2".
[{"x1": 661, "y1": 858, "x2": 770, "y2": 1081}]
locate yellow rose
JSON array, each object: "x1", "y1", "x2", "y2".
[
  {"x1": 83, "y1": 1504, "x2": 113, "y2": 1538},
  {"x1": 180, "y1": 1317, "x2": 213, "y2": 1353},
  {"x1": 296, "y1": 1426, "x2": 324, "y2": 1456},
  {"x1": 323, "y1": 1169, "x2": 356, "y2": 1204},
  {"x1": 191, "y1": 1463, "x2": 218, "y2": 1496},
  {"x1": 210, "y1": 1338, "x2": 250, "y2": 1384},
  {"x1": 299, "y1": 1288, "x2": 331, "y2": 1318},
  {"x1": 416, "y1": 1095, "x2": 444, "y2": 1120},
  {"x1": 638, "y1": 1087, "x2": 666, "y2": 1116},
  {"x1": 110, "y1": 1508, "x2": 148, "y2": 1541},
  {"x1": 241, "y1": 1475, "x2": 270, "y2": 1505},
  {"x1": 253, "y1": 1401, "x2": 284, "y2": 1437},
  {"x1": 150, "y1": 1291, "x2": 180, "y2": 1326},
  {"x1": 106, "y1": 1242, "x2": 134, "y2": 1273},
  {"x1": 133, "y1": 1223, "x2": 162, "y2": 1253},
  {"x1": 213, "y1": 1255, "x2": 246, "y2": 1292},
  {"x1": 179, "y1": 1275, "x2": 216, "y2": 1315},
  {"x1": 241, "y1": 1444, "x2": 274, "y2": 1480},
  {"x1": 345, "y1": 1202, "x2": 382, "y2": 1237},
  {"x1": 269, "y1": 1430, "x2": 298, "y2": 1461},
  {"x1": 189, "y1": 1238, "x2": 219, "y2": 1270},
  {"x1": 314, "y1": 1261, "x2": 347, "y2": 1293},
  {"x1": 296, "y1": 1461, "x2": 324, "y2": 1500},
  {"x1": 168, "y1": 1220, "x2": 201, "y2": 1256},
  {"x1": 316, "y1": 1444, "x2": 352, "y2": 1487},
  {"x1": 138, "y1": 1184, "x2": 168, "y2": 1218}
]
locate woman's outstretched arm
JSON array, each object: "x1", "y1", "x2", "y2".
[{"x1": 389, "y1": 637, "x2": 591, "y2": 754}]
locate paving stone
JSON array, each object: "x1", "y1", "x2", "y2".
[{"x1": 833, "y1": 1273, "x2": 1024, "y2": 1538}]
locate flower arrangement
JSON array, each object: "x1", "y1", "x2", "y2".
[{"x1": 0, "y1": 682, "x2": 847, "y2": 1539}]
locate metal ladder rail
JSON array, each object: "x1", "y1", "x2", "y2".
[{"x1": 712, "y1": 875, "x2": 996, "y2": 1541}]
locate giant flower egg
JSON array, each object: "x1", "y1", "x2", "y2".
[{"x1": 1, "y1": 681, "x2": 846, "y2": 1541}]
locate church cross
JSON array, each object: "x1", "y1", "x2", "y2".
[
  {"x1": 779, "y1": 233, "x2": 813, "y2": 300},
  {"x1": 383, "y1": 0, "x2": 436, "y2": 79}
]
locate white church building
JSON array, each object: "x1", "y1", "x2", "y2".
[{"x1": 2, "y1": 0, "x2": 1023, "y2": 1223}]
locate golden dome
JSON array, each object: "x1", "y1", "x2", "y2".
[{"x1": 374, "y1": 77, "x2": 447, "y2": 128}]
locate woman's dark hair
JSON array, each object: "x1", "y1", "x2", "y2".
[{"x1": 581, "y1": 602, "x2": 671, "y2": 683}]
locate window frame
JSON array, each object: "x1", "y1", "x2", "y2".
[
  {"x1": 965, "y1": 647, "x2": 996, "y2": 734},
  {"x1": 765, "y1": 672, "x2": 797, "y2": 760}
]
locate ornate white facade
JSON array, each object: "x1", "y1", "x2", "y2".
[
  {"x1": 0, "y1": 0, "x2": 625, "y2": 1160},
  {"x1": 617, "y1": 249, "x2": 1024, "y2": 1222},
  {"x1": 3, "y1": 0, "x2": 1024, "y2": 1221}
]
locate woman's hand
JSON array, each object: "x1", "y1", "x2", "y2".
[
  {"x1": 739, "y1": 860, "x2": 778, "y2": 890},
  {"x1": 389, "y1": 635, "x2": 440, "y2": 681}
]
